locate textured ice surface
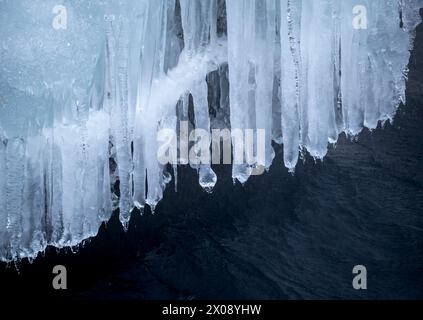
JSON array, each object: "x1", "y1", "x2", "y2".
[{"x1": 0, "y1": 0, "x2": 422, "y2": 261}]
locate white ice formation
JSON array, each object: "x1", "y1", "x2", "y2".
[{"x1": 0, "y1": 0, "x2": 422, "y2": 261}]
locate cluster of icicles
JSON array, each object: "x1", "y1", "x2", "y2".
[{"x1": 0, "y1": 0, "x2": 422, "y2": 261}]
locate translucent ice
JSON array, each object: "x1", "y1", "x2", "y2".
[{"x1": 0, "y1": 0, "x2": 422, "y2": 261}]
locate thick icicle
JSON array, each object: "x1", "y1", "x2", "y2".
[
  {"x1": 226, "y1": 0, "x2": 279, "y2": 181},
  {"x1": 5, "y1": 139, "x2": 25, "y2": 260},
  {"x1": 180, "y1": 0, "x2": 218, "y2": 191},
  {"x1": 226, "y1": 0, "x2": 256, "y2": 183},
  {"x1": 0, "y1": 136, "x2": 8, "y2": 260},
  {"x1": 280, "y1": 0, "x2": 302, "y2": 170}
]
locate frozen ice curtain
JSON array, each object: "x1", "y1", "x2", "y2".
[{"x1": 0, "y1": 0, "x2": 422, "y2": 261}]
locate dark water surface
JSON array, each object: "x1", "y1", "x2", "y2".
[{"x1": 1, "y1": 18, "x2": 423, "y2": 301}]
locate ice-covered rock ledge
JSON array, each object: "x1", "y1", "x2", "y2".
[{"x1": 0, "y1": 0, "x2": 422, "y2": 261}]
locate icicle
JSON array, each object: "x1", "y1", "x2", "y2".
[
  {"x1": 226, "y1": 0, "x2": 255, "y2": 184},
  {"x1": 180, "y1": 0, "x2": 218, "y2": 191},
  {"x1": 6, "y1": 138, "x2": 25, "y2": 260},
  {"x1": 226, "y1": 0, "x2": 278, "y2": 180},
  {"x1": 44, "y1": 127, "x2": 64, "y2": 247},
  {"x1": 21, "y1": 134, "x2": 46, "y2": 258},
  {"x1": 0, "y1": 137, "x2": 8, "y2": 260},
  {"x1": 191, "y1": 79, "x2": 217, "y2": 192},
  {"x1": 254, "y1": 0, "x2": 277, "y2": 169},
  {"x1": 280, "y1": 0, "x2": 301, "y2": 170},
  {"x1": 137, "y1": 0, "x2": 173, "y2": 212}
]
